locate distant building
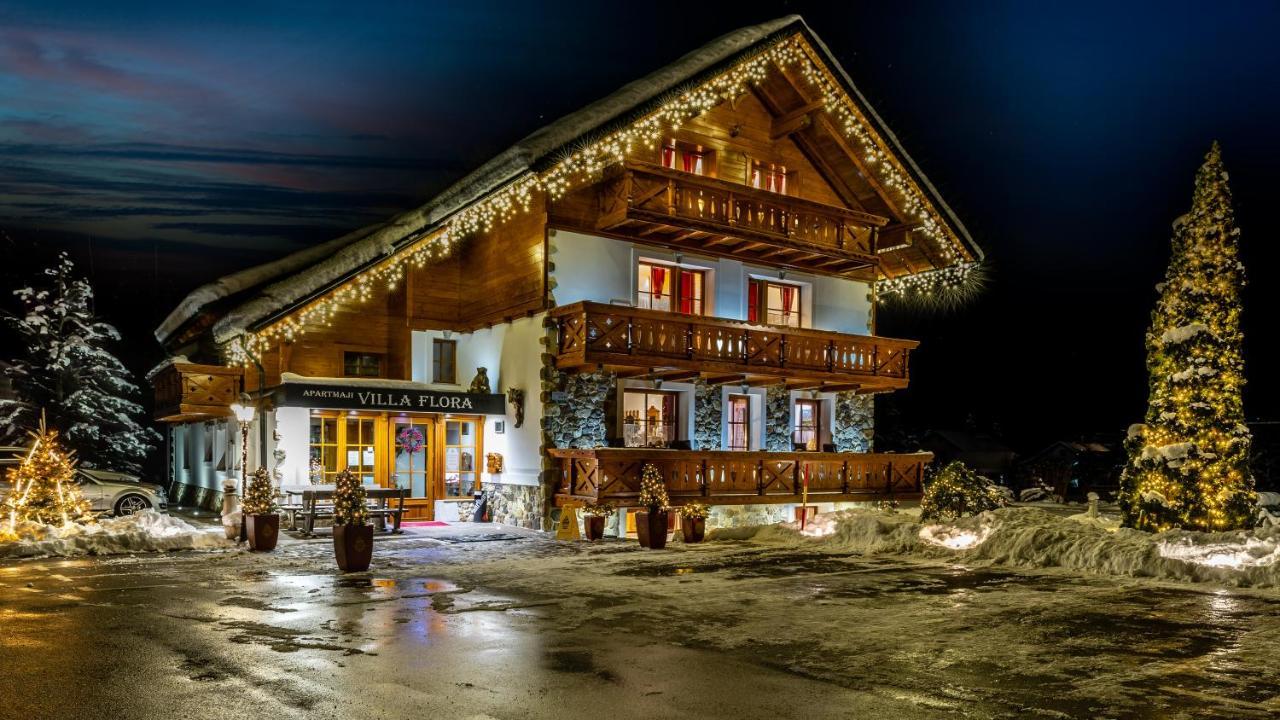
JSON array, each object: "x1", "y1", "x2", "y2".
[
  {"x1": 1017, "y1": 440, "x2": 1122, "y2": 501},
  {"x1": 919, "y1": 430, "x2": 1017, "y2": 484}
]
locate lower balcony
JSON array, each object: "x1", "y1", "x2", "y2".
[
  {"x1": 550, "y1": 301, "x2": 917, "y2": 392},
  {"x1": 550, "y1": 448, "x2": 932, "y2": 506}
]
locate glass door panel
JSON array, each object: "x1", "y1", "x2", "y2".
[{"x1": 392, "y1": 419, "x2": 432, "y2": 499}]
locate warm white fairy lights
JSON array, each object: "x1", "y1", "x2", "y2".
[
  {"x1": 225, "y1": 33, "x2": 977, "y2": 364},
  {"x1": 876, "y1": 261, "x2": 983, "y2": 309}
]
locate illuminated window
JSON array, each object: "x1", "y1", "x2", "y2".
[
  {"x1": 726, "y1": 394, "x2": 751, "y2": 451},
  {"x1": 637, "y1": 261, "x2": 705, "y2": 316},
  {"x1": 660, "y1": 139, "x2": 713, "y2": 176},
  {"x1": 623, "y1": 390, "x2": 679, "y2": 447},
  {"x1": 444, "y1": 419, "x2": 478, "y2": 497},
  {"x1": 793, "y1": 399, "x2": 822, "y2": 451},
  {"x1": 343, "y1": 351, "x2": 383, "y2": 378},
  {"x1": 749, "y1": 160, "x2": 790, "y2": 194},
  {"x1": 748, "y1": 278, "x2": 803, "y2": 328},
  {"x1": 392, "y1": 418, "x2": 432, "y2": 499},
  {"x1": 308, "y1": 415, "x2": 340, "y2": 484}
]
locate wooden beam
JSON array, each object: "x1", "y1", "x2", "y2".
[
  {"x1": 770, "y1": 100, "x2": 824, "y2": 139},
  {"x1": 701, "y1": 373, "x2": 748, "y2": 386},
  {"x1": 813, "y1": 113, "x2": 904, "y2": 224}
]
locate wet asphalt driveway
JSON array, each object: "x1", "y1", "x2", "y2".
[{"x1": 2, "y1": 528, "x2": 1279, "y2": 720}]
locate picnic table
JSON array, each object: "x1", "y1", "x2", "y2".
[{"x1": 279, "y1": 484, "x2": 406, "y2": 536}]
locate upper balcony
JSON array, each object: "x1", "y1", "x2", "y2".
[
  {"x1": 549, "y1": 301, "x2": 917, "y2": 393},
  {"x1": 594, "y1": 161, "x2": 889, "y2": 279},
  {"x1": 152, "y1": 360, "x2": 242, "y2": 422}
]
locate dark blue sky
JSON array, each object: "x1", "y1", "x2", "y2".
[{"x1": 2, "y1": 0, "x2": 1278, "y2": 447}]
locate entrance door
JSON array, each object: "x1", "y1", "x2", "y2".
[{"x1": 390, "y1": 416, "x2": 435, "y2": 519}]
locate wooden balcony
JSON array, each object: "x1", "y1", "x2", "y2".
[
  {"x1": 595, "y1": 161, "x2": 889, "y2": 279},
  {"x1": 152, "y1": 361, "x2": 242, "y2": 422},
  {"x1": 550, "y1": 301, "x2": 917, "y2": 392},
  {"x1": 550, "y1": 448, "x2": 932, "y2": 505}
]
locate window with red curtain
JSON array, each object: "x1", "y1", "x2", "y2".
[
  {"x1": 749, "y1": 160, "x2": 790, "y2": 195},
  {"x1": 660, "y1": 139, "x2": 711, "y2": 176},
  {"x1": 748, "y1": 279, "x2": 802, "y2": 328},
  {"x1": 727, "y1": 395, "x2": 751, "y2": 451},
  {"x1": 638, "y1": 262, "x2": 704, "y2": 316}
]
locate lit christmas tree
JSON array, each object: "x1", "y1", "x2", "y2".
[
  {"x1": 332, "y1": 469, "x2": 368, "y2": 526},
  {"x1": 3, "y1": 416, "x2": 92, "y2": 528},
  {"x1": 1120, "y1": 143, "x2": 1254, "y2": 532},
  {"x1": 242, "y1": 467, "x2": 277, "y2": 516},
  {"x1": 638, "y1": 463, "x2": 669, "y2": 511}
]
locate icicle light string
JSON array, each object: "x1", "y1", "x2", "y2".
[{"x1": 227, "y1": 34, "x2": 976, "y2": 364}]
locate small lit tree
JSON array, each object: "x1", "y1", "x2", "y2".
[
  {"x1": 241, "y1": 467, "x2": 276, "y2": 516},
  {"x1": 332, "y1": 469, "x2": 368, "y2": 527},
  {"x1": 4, "y1": 416, "x2": 92, "y2": 528},
  {"x1": 920, "y1": 461, "x2": 1007, "y2": 522},
  {"x1": 1120, "y1": 143, "x2": 1254, "y2": 532},
  {"x1": 638, "y1": 463, "x2": 669, "y2": 511}
]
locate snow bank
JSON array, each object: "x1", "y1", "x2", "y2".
[
  {"x1": 0, "y1": 511, "x2": 234, "y2": 560},
  {"x1": 727, "y1": 507, "x2": 1280, "y2": 589}
]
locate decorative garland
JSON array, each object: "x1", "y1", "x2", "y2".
[
  {"x1": 396, "y1": 426, "x2": 426, "y2": 454},
  {"x1": 227, "y1": 33, "x2": 977, "y2": 364},
  {"x1": 877, "y1": 261, "x2": 984, "y2": 309}
]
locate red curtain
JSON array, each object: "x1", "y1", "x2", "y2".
[
  {"x1": 650, "y1": 266, "x2": 666, "y2": 300},
  {"x1": 679, "y1": 271, "x2": 693, "y2": 314},
  {"x1": 747, "y1": 279, "x2": 759, "y2": 323},
  {"x1": 661, "y1": 144, "x2": 675, "y2": 169},
  {"x1": 780, "y1": 285, "x2": 796, "y2": 319}
]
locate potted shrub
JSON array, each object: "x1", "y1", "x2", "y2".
[
  {"x1": 678, "y1": 503, "x2": 709, "y2": 543},
  {"x1": 332, "y1": 468, "x2": 373, "y2": 572},
  {"x1": 581, "y1": 502, "x2": 614, "y2": 541},
  {"x1": 634, "y1": 463, "x2": 670, "y2": 549},
  {"x1": 242, "y1": 467, "x2": 280, "y2": 552}
]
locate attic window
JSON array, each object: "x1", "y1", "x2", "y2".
[
  {"x1": 343, "y1": 351, "x2": 383, "y2": 378},
  {"x1": 660, "y1": 139, "x2": 713, "y2": 176},
  {"x1": 749, "y1": 160, "x2": 790, "y2": 194}
]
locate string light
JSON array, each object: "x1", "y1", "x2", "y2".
[{"x1": 226, "y1": 33, "x2": 976, "y2": 364}]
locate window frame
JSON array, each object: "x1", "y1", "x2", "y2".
[
  {"x1": 792, "y1": 398, "x2": 822, "y2": 451},
  {"x1": 622, "y1": 389, "x2": 681, "y2": 448},
  {"x1": 343, "y1": 351, "x2": 384, "y2": 378},
  {"x1": 432, "y1": 338, "x2": 458, "y2": 384},
  {"x1": 637, "y1": 261, "x2": 707, "y2": 317},
  {"x1": 748, "y1": 158, "x2": 792, "y2": 195},
  {"x1": 659, "y1": 139, "x2": 715, "y2": 177},
  {"x1": 748, "y1": 278, "x2": 804, "y2": 328},
  {"x1": 726, "y1": 394, "x2": 751, "y2": 451}
]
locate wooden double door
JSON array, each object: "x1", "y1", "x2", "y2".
[{"x1": 309, "y1": 411, "x2": 482, "y2": 520}]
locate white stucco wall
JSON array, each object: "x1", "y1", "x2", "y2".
[{"x1": 549, "y1": 229, "x2": 871, "y2": 334}]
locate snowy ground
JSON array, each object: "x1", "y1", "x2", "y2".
[
  {"x1": 0, "y1": 510, "x2": 233, "y2": 559},
  {"x1": 3, "y1": 509, "x2": 1280, "y2": 719}
]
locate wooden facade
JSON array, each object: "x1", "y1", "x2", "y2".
[{"x1": 152, "y1": 362, "x2": 242, "y2": 422}]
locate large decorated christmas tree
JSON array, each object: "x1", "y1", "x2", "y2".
[{"x1": 1120, "y1": 143, "x2": 1254, "y2": 532}]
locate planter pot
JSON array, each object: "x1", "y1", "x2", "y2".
[
  {"x1": 636, "y1": 510, "x2": 669, "y2": 549},
  {"x1": 246, "y1": 513, "x2": 280, "y2": 552},
  {"x1": 333, "y1": 523, "x2": 374, "y2": 572},
  {"x1": 584, "y1": 515, "x2": 606, "y2": 541},
  {"x1": 681, "y1": 516, "x2": 706, "y2": 544}
]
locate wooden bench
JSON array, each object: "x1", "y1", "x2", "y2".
[{"x1": 281, "y1": 485, "x2": 406, "y2": 536}]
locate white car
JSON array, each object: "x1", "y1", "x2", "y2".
[{"x1": 0, "y1": 446, "x2": 168, "y2": 516}]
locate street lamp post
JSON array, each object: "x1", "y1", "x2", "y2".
[{"x1": 229, "y1": 393, "x2": 256, "y2": 542}]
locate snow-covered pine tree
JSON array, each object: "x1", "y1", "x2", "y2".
[
  {"x1": 1120, "y1": 143, "x2": 1254, "y2": 532},
  {"x1": 0, "y1": 253, "x2": 159, "y2": 474}
]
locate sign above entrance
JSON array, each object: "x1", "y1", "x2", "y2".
[{"x1": 280, "y1": 382, "x2": 507, "y2": 415}]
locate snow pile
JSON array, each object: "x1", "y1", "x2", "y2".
[
  {"x1": 0, "y1": 510, "x2": 234, "y2": 559},
  {"x1": 1159, "y1": 322, "x2": 1210, "y2": 345},
  {"x1": 730, "y1": 507, "x2": 1280, "y2": 588}
]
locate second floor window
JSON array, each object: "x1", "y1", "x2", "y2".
[
  {"x1": 344, "y1": 351, "x2": 383, "y2": 378},
  {"x1": 748, "y1": 278, "x2": 803, "y2": 328},
  {"x1": 660, "y1": 139, "x2": 713, "y2": 176},
  {"x1": 793, "y1": 399, "x2": 822, "y2": 451},
  {"x1": 433, "y1": 339, "x2": 457, "y2": 384},
  {"x1": 727, "y1": 394, "x2": 751, "y2": 451},
  {"x1": 638, "y1": 262, "x2": 705, "y2": 316},
  {"x1": 623, "y1": 390, "x2": 679, "y2": 448},
  {"x1": 749, "y1": 160, "x2": 790, "y2": 194}
]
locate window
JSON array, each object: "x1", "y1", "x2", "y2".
[
  {"x1": 433, "y1": 339, "x2": 457, "y2": 384},
  {"x1": 793, "y1": 399, "x2": 822, "y2": 451},
  {"x1": 344, "y1": 351, "x2": 383, "y2": 378},
  {"x1": 660, "y1": 139, "x2": 714, "y2": 176},
  {"x1": 749, "y1": 159, "x2": 790, "y2": 194},
  {"x1": 444, "y1": 419, "x2": 478, "y2": 497},
  {"x1": 344, "y1": 417, "x2": 376, "y2": 484},
  {"x1": 748, "y1": 279, "x2": 803, "y2": 328},
  {"x1": 637, "y1": 262, "x2": 705, "y2": 316},
  {"x1": 309, "y1": 415, "x2": 340, "y2": 484},
  {"x1": 623, "y1": 390, "x2": 679, "y2": 447},
  {"x1": 727, "y1": 395, "x2": 751, "y2": 451}
]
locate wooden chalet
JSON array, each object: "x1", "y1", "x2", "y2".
[{"x1": 151, "y1": 15, "x2": 981, "y2": 527}]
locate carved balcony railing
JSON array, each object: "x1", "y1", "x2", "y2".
[
  {"x1": 152, "y1": 361, "x2": 243, "y2": 422},
  {"x1": 550, "y1": 302, "x2": 917, "y2": 390},
  {"x1": 595, "y1": 161, "x2": 889, "y2": 278},
  {"x1": 550, "y1": 448, "x2": 932, "y2": 505}
]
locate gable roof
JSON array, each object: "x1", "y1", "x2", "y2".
[{"x1": 156, "y1": 14, "x2": 981, "y2": 348}]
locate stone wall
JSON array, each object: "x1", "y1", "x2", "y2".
[
  {"x1": 544, "y1": 369, "x2": 614, "y2": 449},
  {"x1": 765, "y1": 385, "x2": 791, "y2": 451},
  {"x1": 833, "y1": 392, "x2": 875, "y2": 452},
  {"x1": 693, "y1": 379, "x2": 723, "y2": 450},
  {"x1": 708, "y1": 503, "x2": 792, "y2": 529}
]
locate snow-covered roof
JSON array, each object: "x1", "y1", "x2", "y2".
[{"x1": 157, "y1": 14, "x2": 980, "y2": 347}]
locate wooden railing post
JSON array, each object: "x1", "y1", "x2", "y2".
[
  {"x1": 701, "y1": 459, "x2": 709, "y2": 497},
  {"x1": 666, "y1": 178, "x2": 675, "y2": 216},
  {"x1": 885, "y1": 460, "x2": 894, "y2": 495},
  {"x1": 841, "y1": 459, "x2": 849, "y2": 494}
]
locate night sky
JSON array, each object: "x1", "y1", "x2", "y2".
[{"x1": 2, "y1": 1, "x2": 1278, "y2": 452}]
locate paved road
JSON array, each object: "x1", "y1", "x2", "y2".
[{"x1": 2, "y1": 529, "x2": 1279, "y2": 719}]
